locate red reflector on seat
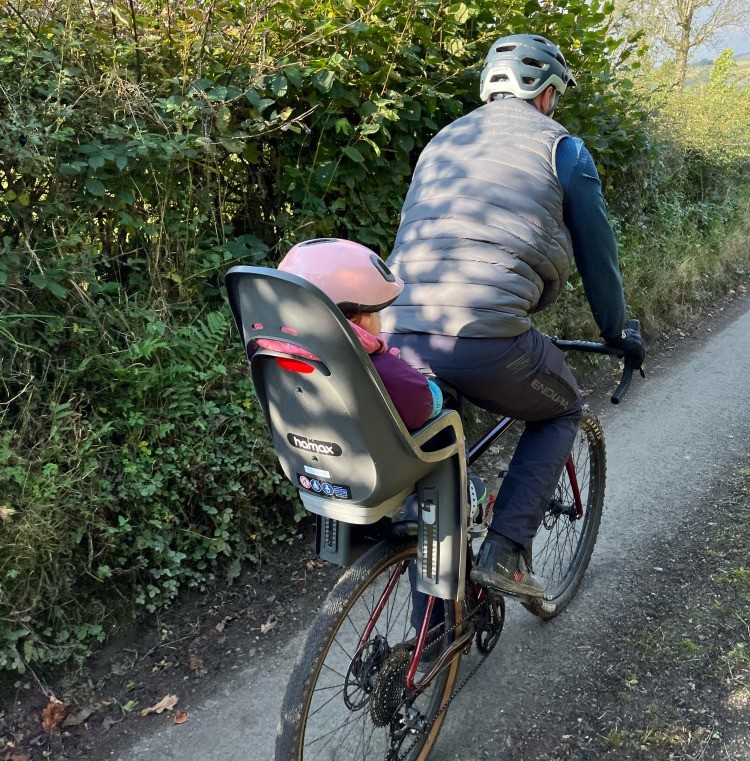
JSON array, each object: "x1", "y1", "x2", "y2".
[{"x1": 276, "y1": 357, "x2": 314, "y2": 374}]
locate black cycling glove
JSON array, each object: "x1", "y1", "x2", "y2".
[{"x1": 603, "y1": 323, "x2": 646, "y2": 369}]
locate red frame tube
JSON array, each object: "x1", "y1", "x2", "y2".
[
  {"x1": 357, "y1": 561, "x2": 407, "y2": 650},
  {"x1": 565, "y1": 455, "x2": 584, "y2": 519},
  {"x1": 405, "y1": 596, "x2": 435, "y2": 691}
]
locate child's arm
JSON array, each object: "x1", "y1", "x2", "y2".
[{"x1": 371, "y1": 352, "x2": 443, "y2": 430}]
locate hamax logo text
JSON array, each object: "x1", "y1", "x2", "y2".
[{"x1": 287, "y1": 433, "x2": 342, "y2": 456}]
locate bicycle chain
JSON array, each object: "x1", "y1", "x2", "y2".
[{"x1": 389, "y1": 591, "x2": 503, "y2": 760}]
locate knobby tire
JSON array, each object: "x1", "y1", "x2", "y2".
[
  {"x1": 523, "y1": 411, "x2": 606, "y2": 619},
  {"x1": 276, "y1": 540, "x2": 462, "y2": 761}
]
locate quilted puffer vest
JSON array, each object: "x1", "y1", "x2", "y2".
[{"x1": 381, "y1": 98, "x2": 574, "y2": 338}]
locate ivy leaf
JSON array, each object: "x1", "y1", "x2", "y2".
[
  {"x1": 216, "y1": 104, "x2": 231, "y2": 130},
  {"x1": 268, "y1": 73, "x2": 287, "y2": 98},
  {"x1": 85, "y1": 179, "x2": 106, "y2": 197},
  {"x1": 223, "y1": 235, "x2": 268, "y2": 262},
  {"x1": 28, "y1": 272, "x2": 67, "y2": 298},
  {"x1": 46, "y1": 280, "x2": 68, "y2": 299},
  {"x1": 397, "y1": 134, "x2": 414, "y2": 153},
  {"x1": 451, "y1": 2, "x2": 469, "y2": 23},
  {"x1": 243, "y1": 143, "x2": 258, "y2": 163},
  {"x1": 285, "y1": 66, "x2": 303, "y2": 88},
  {"x1": 115, "y1": 155, "x2": 128, "y2": 171},
  {"x1": 207, "y1": 85, "x2": 228, "y2": 102}
]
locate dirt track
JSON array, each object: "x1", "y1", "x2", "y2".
[{"x1": 3, "y1": 294, "x2": 749, "y2": 761}]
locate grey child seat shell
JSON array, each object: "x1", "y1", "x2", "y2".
[
  {"x1": 225, "y1": 266, "x2": 467, "y2": 518},
  {"x1": 225, "y1": 266, "x2": 469, "y2": 600}
]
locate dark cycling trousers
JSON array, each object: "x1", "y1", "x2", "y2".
[{"x1": 384, "y1": 328, "x2": 583, "y2": 549}]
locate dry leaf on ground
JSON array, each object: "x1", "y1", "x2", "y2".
[
  {"x1": 0, "y1": 505, "x2": 15, "y2": 522},
  {"x1": 260, "y1": 615, "x2": 278, "y2": 635},
  {"x1": 173, "y1": 711, "x2": 189, "y2": 725},
  {"x1": 215, "y1": 616, "x2": 232, "y2": 633},
  {"x1": 41, "y1": 698, "x2": 66, "y2": 734},
  {"x1": 139, "y1": 695, "x2": 178, "y2": 717},
  {"x1": 5, "y1": 750, "x2": 31, "y2": 761},
  {"x1": 62, "y1": 706, "x2": 95, "y2": 727},
  {"x1": 189, "y1": 654, "x2": 206, "y2": 676}
]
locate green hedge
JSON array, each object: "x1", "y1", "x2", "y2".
[{"x1": 0, "y1": 0, "x2": 748, "y2": 674}]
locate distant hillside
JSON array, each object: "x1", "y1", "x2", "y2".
[
  {"x1": 693, "y1": 51, "x2": 749, "y2": 65},
  {"x1": 686, "y1": 54, "x2": 750, "y2": 89}
]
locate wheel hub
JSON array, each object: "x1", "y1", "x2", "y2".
[{"x1": 545, "y1": 498, "x2": 578, "y2": 526}]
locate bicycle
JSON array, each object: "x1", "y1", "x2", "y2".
[{"x1": 224, "y1": 265, "x2": 642, "y2": 761}]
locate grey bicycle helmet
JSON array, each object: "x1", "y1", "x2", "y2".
[{"x1": 479, "y1": 34, "x2": 577, "y2": 102}]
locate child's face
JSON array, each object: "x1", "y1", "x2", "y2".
[
  {"x1": 354, "y1": 311, "x2": 381, "y2": 336},
  {"x1": 366, "y1": 311, "x2": 381, "y2": 336}
]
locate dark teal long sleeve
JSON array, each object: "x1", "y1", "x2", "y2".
[{"x1": 556, "y1": 136, "x2": 626, "y2": 338}]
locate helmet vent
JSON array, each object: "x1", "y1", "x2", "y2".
[
  {"x1": 522, "y1": 57, "x2": 545, "y2": 69},
  {"x1": 370, "y1": 254, "x2": 396, "y2": 283},
  {"x1": 299, "y1": 238, "x2": 337, "y2": 247},
  {"x1": 522, "y1": 76, "x2": 538, "y2": 85},
  {"x1": 495, "y1": 44, "x2": 516, "y2": 52},
  {"x1": 490, "y1": 74, "x2": 509, "y2": 83}
]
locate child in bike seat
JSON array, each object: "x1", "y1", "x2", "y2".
[{"x1": 263, "y1": 238, "x2": 443, "y2": 431}]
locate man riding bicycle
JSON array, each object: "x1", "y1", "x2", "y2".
[{"x1": 380, "y1": 33, "x2": 645, "y2": 599}]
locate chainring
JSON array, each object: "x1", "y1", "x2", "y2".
[{"x1": 475, "y1": 590, "x2": 505, "y2": 654}]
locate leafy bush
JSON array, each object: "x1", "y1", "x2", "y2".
[
  {"x1": 1, "y1": 0, "x2": 748, "y2": 674},
  {"x1": 0, "y1": 309, "x2": 297, "y2": 672}
]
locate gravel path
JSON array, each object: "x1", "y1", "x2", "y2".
[{"x1": 113, "y1": 296, "x2": 750, "y2": 761}]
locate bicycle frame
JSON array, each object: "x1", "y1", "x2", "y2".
[{"x1": 360, "y1": 411, "x2": 587, "y2": 694}]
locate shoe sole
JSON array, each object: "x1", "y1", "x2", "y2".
[{"x1": 470, "y1": 567, "x2": 547, "y2": 599}]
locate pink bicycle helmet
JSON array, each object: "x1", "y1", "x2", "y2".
[{"x1": 278, "y1": 238, "x2": 404, "y2": 314}]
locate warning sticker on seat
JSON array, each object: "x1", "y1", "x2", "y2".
[{"x1": 297, "y1": 474, "x2": 352, "y2": 500}]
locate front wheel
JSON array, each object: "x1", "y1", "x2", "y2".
[
  {"x1": 524, "y1": 411, "x2": 606, "y2": 619},
  {"x1": 276, "y1": 540, "x2": 462, "y2": 761}
]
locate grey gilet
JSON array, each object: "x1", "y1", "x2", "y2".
[{"x1": 381, "y1": 98, "x2": 574, "y2": 339}]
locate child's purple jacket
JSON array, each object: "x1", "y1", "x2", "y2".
[
  {"x1": 369, "y1": 351, "x2": 434, "y2": 430},
  {"x1": 257, "y1": 321, "x2": 434, "y2": 431}
]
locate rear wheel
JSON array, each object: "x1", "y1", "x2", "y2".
[
  {"x1": 276, "y1": 540, "x2": 462, "y2": 761},
  {"x1": 523, "y1": 411, "x2": 606, "y2": 619}
]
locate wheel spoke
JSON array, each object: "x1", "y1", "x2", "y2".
[
  {"x1": 522, "y1": 414, "x2": 605, "y2": 613},
  {"x1": 280, "y1": 544, "x2": 461, "y2": 760}
]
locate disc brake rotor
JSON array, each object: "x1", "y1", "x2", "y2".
[{"x1": 344, "y1": 635, "x2": 388, "y2": 711}]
